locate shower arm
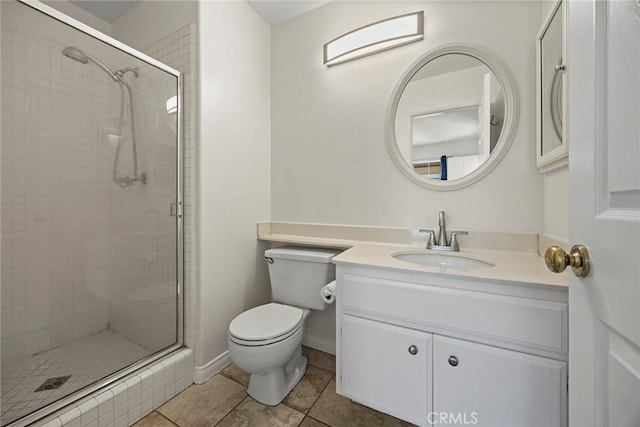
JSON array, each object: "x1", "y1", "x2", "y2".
[{"x1": 85, "y1": 53, "x2": 119, "y2": 82}]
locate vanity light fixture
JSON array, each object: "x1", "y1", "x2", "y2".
[{"x1": 324, "y1": 11, "x2": 424, "y2": 67}]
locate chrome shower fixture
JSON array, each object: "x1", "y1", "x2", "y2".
[
  {"x1": 61, "y1": 46, "x2": 88, "y2": 63},
  {"x1": 61, "y1": 46, "x2": 146, "y2": 187},
  {"x1": 115, "y1": 67, "x2": 139, "y2": 79},
  {"x1": 62, "y1": 46, "x2": 119, "y2": 82}
]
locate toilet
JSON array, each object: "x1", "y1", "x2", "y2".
[{"x1": 227, "y1": 246, "x2": 340, "y2": 406}]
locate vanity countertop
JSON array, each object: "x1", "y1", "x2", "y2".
[
  {"x1": 258, "y1": 221, "x2": 568, "y2": 289},
  {"x1": 331, "y1": 243, "x2": 568, "y2": 289}
]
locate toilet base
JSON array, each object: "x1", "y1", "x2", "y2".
[{"x1": 247, "y1": 346, "x2": 307, "y2": 406}]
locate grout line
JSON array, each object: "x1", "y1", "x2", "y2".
[
  {"x1": 301, "y1": 415, "x2": 331, "y2": 426},
  {"x1": 304, "y1": 373, "x2": 335, "y2": 421},
  {"x1": 213, "y1": 394, "x2": 250, "y2": 426},
  {"x1": 154, "y1": 410, "x2": 181, "y2": 427},
  {"x1": 218, "y1": 371, "x2": 249, "y2": 389}
]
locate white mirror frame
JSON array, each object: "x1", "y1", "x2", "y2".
[
  {"x1": 536, "y1": 0, "x2": 568, "y2": 173},
  {"x1": 386, "y1": 43, "x2": 520, "y2": 191}
]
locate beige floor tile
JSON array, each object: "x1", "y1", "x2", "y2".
[
  {"x1": 282, "y1": 365, "x2": 334, "y2": 414},
  {"x1": 299, "y1": 416, "x2": 329, "y2": 427},
  {"x1": 158, "y1": 375, "x2": 246, "y2": 427},
  {"x1": 220, "y1": 363, "x2": 250, "y2": 387},
  {"x1": 308, "y1": 379, "x2": 412, "y2": 427},
  {"x1": 217, "y1": 396, "x2": 305, "y2": 427},
  {"x1": 302, "y1": 347, "x2": 336, "y2": 373},
  {"x1": 133, "y1": 411, "x2": 176, "y2": 427}
]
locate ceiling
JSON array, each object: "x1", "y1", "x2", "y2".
[
  {"x1": 70, "y1": 0, "x2": 330, "y2": 26},
  {"x1": 246, "y1": 1, "x2": 331, "y2": 25},
  {"x1": 70, "y1": 0, "x2": 139, "y2": 23}
]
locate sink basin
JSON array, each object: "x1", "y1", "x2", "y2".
[{"x1": 392, "y1": 251, "x2": 495, "y2": 269}]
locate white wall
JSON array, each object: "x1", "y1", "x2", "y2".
[
  {"x1": 272, "y1": 1, "x2": 543, "y2": 233},
  {"x1": 112, "y1": 0, "x2": 197, "y2": 51},
  {"x1": 543, "y1": 167, "x2": 568, "y2": 240},
  {"x1": 197, "y1": 0, "x2": 272, "y2": 373}
]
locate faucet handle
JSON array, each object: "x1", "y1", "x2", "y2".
[
  {"x1": 419, "y1": 229, "x2": 436, "y2": 249},
  {"x1": 449, "y1": 231, "x2": 468, "y2": 251}
]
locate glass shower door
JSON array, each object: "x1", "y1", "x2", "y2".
[{"x1": 0, "y1": 1, "x2": 182, "y2": 425}]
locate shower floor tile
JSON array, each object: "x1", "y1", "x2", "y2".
[{"x1": 1, "y1": 331, "x2": 149, "y2": 425}]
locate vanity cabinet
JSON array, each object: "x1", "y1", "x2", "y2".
[{"x1": 336, "y1": 265, "x2": 568, "y2": 427}]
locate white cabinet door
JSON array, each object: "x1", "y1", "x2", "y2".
[
  {"x1": 433, "y1": 335, "x2": 567, "y2": 427},
  {"x1": 341, "y1": 315, "x2": 431, "y2": 426}
]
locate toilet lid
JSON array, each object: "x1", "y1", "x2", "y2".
[{"x1": 229, "y1": 303, "x2": 304, "y2": 342}]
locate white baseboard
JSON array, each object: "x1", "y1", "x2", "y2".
[
  {"x1": 194, "y1": 350, "x2": 231, "y2": 384},
  {"x1": 303, "y1": 334, "x2": 336, "y2": 355}
]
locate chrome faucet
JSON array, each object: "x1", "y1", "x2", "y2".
[
  {"x1": 419, "y1": 211, "x2": 468, "y2": 251},
  {"x1": 437, "y1": 211, "x2": 447, "y2": 246}
]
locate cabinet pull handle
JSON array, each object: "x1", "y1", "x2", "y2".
[
  {"x1": 408, "y1": 345, "x2": 418, "y2": 355},
  {"x1": 448, "y1": 355, "x2": 459, "y2": 367}
]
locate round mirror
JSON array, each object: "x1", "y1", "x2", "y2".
[{"x1": 386, "y1": 44, "x2": 519, "y2": 190}]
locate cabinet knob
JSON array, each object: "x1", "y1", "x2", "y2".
[
  {"x1": 448, "y1": 355, "x2": 459, "y2": 367},
  {"x1": 408, "y1": 345, "x2": 418, "y2": 355}
]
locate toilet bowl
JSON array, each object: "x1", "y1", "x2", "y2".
[
  {"x1": 228, "y1": 303, "x2": 310, "y2": 405},
  {"x1": 226, "y1": 246, "x2": 341, "y2": 406}
]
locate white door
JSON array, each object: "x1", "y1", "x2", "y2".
[
  {"x1": 433, "y1": 335, "x2": 566, "y2": 427},
  {"x1": 566, "y1": 1, "x2": 640, "y2": 426},
  {"x1": 340, "y1": 315, "x2": 431, "y2": 426}
]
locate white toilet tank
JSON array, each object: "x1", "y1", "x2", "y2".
[{"x1": 265, "y1": 246, "x2": 341, "y2": 311}]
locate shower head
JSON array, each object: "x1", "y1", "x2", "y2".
[
  {"x1": 62, "y1": 46, "x2": 89, "y2": 64},
  {"x1": 61, "y1": 46, "x2": 119, "y2": 82}
]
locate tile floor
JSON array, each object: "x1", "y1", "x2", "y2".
[
  {"x1": 1, "y1": 331, "x2": 150, "y2": 425},
  {"x1": 136, "y1": 346, "x2": 412, "y2": 427}
]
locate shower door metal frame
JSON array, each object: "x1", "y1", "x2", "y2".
[{"x1": 9, "y1": 1, "x2": 184, "y2": 426}]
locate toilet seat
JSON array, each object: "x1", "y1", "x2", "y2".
[{"x1": 229, "y1": 303, "x2": 304, "y2": 346}]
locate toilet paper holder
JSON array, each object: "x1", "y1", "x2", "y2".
[{"x1": 320, "y1": 280, "x2": 337, "y2": 304}]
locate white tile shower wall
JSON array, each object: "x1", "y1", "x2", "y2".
[
  {"x1": 34, "y1": 348, "x2": 194, "y2": 427},
  {"x1": 107, "y1": 22, "x2": 198, "y2": 350},
  {"x1": 1, "y1": 22, "x2": 112, "y2": 362}
]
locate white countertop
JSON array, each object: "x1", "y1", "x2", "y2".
[
  {"x1": 331, "y1": 243, "x2": 568, "y2": 289},
  {"x1": 258, "y1": 221, "x2": 568, "y2": 289}
]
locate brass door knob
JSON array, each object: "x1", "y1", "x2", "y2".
[{"x1": 545, "y1": 245, "x2": 591, "y2": 277}]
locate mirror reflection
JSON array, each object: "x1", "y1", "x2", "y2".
[
  {"x1": 540, "y1": 2, "x2": 564, "y2": 155},
  {"x1": 394, "y1": 54, "x2": 505, "y2": 181}
]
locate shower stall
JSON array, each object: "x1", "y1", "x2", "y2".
[{"x1": 1, "y1": 1, "x2": 183, "y2": 425}]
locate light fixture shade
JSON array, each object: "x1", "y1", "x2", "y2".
[{"x1": 324, "y1": 11, "x2": 424, "y2": 66}]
